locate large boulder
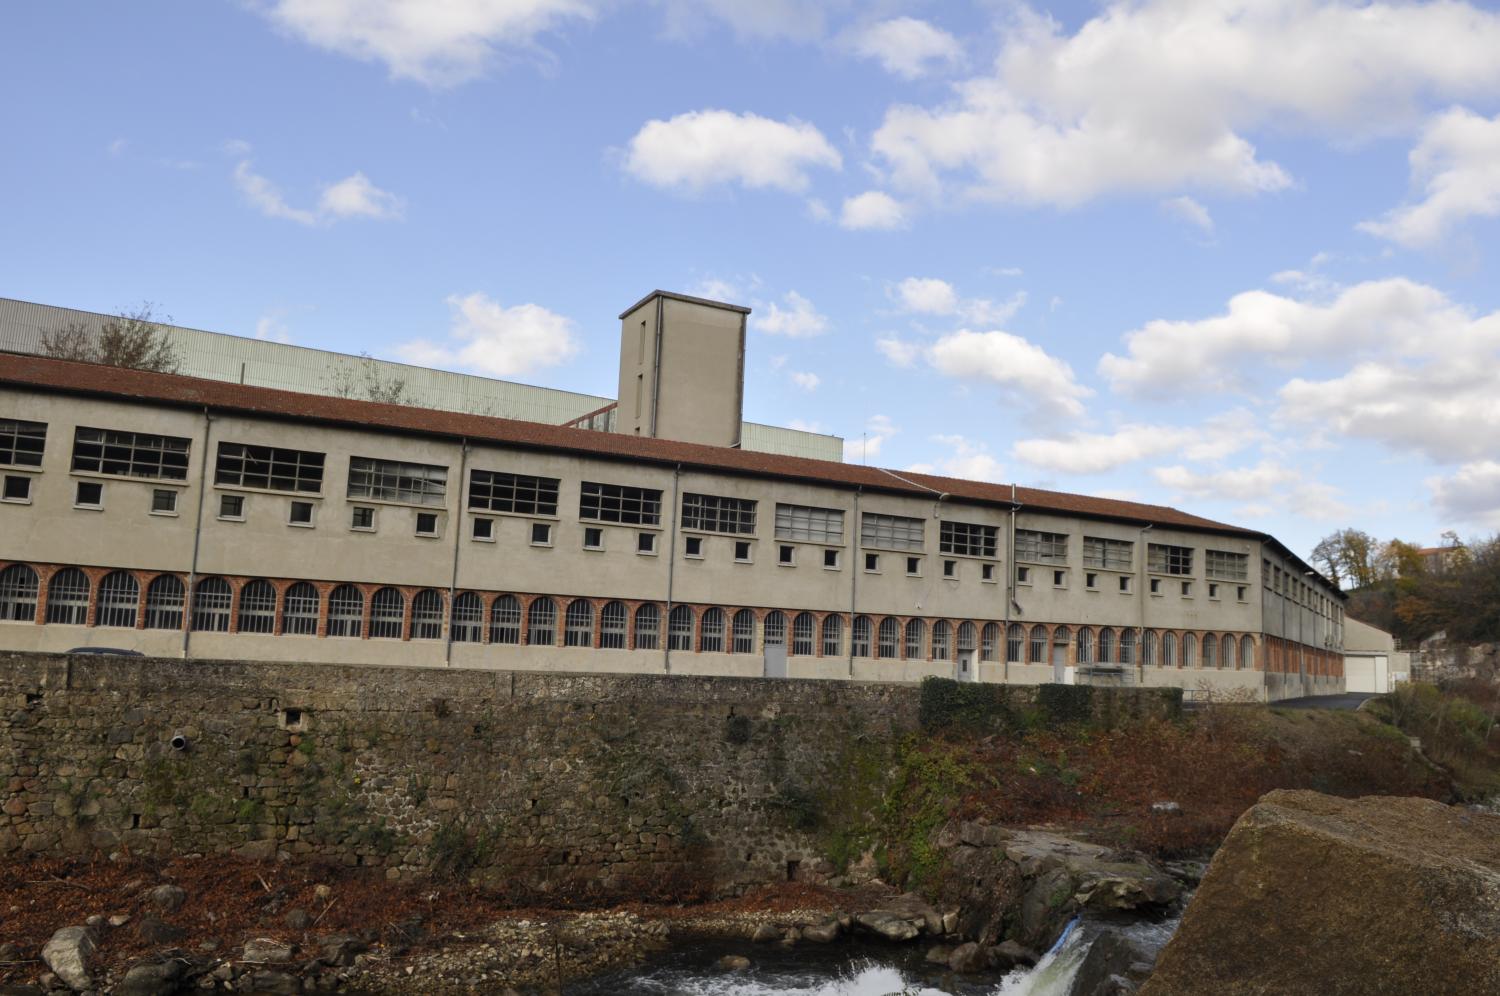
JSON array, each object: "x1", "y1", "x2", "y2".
[
  {"x1": 1143, "y1": 790, "x2": 1500, "y2": 996},
  {"x1": 40, "y1": 926, "x2": 95, "y2": 991}
]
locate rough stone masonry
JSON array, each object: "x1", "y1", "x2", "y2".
[{"x1": 0, "y1": 652, "x2": 1178, "y2": 894}]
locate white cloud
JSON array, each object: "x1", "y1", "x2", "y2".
[
  {"x1": 906, "y1": 434, "x2": 1006, "y2": 483},
  {"x1": 1012, "y1": 410, "x2": 1263, "y2": 474},
  {"x1": 232, "y1": 156, "x2": 404, "y2": 226},
  {"x1": 787, "y1": 418, "x2": 827, "y2": 433},
  {"x1": 395, "y1": 292, "x2": 580, "y2": 377},
  {"x1": 1099, "y1": 278, "x2": 1469, "y2": 396},
  {"x1": 927, "y1": 329, "x2": 1090, "y2": 419},
  {"x1": 654, "y1": 0, "x2": 834, "y2": 42},
  {"x1": 1153, "y1": 460, "x2": 1349, "y2": 520},
  {"x1": 1429, "y1": 461, "x2": 1500, "y2": 527},
  {"x1": 624, "y1": 109, "x2": 841, "y2": 194},
  {"x1": 869, "y1": 0, "x2": 1500, "y2": 207},
  {"x1": 848, "y1": 17, "x2": 962, "y2": 79},
  {"x1": 1161, "y1": 195, "x2": 1214, "y2": 233},
  {"x1": 890, "y1": 276, "x2": 1026, "y2": 326},
  {"x1": 1359, "y1": 106, "x2": 1500, "y2": 248},
  {"x1": 254, "y1": 315, "x2": 292, "y2": 343},
  {"x1": 876, "y1": 335, "x2": 921, "y2": 367},
  {"x1": 839, "y1": 190, "x2": 907, "y2": 230},
  {"x1": 790, "y1": 370, "x2": 820, "y2": 391},
  {"x1": 258, "y1": 0, "x2": 594, "y2": 86},
  {"x1": 753, "y1": 291, "x2": 829, "y2": 337},
  {"x1": 845, "y1": 413, "x2": 897, "y2": 463}
]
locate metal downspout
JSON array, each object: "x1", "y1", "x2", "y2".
[
  {"x1": 1004, "y1": 485, "x2": 1018, "y2": 683},
  {"x1": 664, "y1": 464, "x2": 681, "y2": 672},
  {"x1": 443, "y1": 438, "x2": 469, "y2": 667},
  {"x1": 848, "y1": 486, "x2": 861, "y2": 677},
  {"x1": 1138, "y1": 523, "x2": 1153, "y2": 685},
  {"x1": 182, "y1": 407, "x2": 213, "y2": 659}
]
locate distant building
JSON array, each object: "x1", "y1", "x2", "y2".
[
  {"x1": 0, "y1": 290, "x2": 1346, "y2": 700},
  {"x1": 1343, "y1": 618, "x2": 1409, "y2": 693}
]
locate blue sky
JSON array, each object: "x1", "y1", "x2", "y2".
[{"x1": 5, "y1": 1, "x2": 1500, "y2": 561}]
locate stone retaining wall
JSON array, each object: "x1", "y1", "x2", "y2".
[{"x1": 0, "y1": 653, "x2": 1180, "y2": 893}]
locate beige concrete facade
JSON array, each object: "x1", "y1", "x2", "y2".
[
  {"x1": 0, "y1": 380, "x2": 1345, "y2": 700},
  {"x1": 616, "y1": 292, "x2": 747, "y2": 448}
]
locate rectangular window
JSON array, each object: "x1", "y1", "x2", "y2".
[
  {"x1": 1148, "y1": 543, "x2": 1194, "y2": 576},
  {"x1": 865, "y1": 552, "x2": 880, "y2": 572},
  {"x1": 778, "y1": 544, "x2": 795, "y2": 565},
  {"x1": 943, "y1": 559, "x2": 957, "y2": 578},
  {"x1": 530, "y1": 522, "x2": 552, "y2": 546},
  {"x1": 1053, "y1": 569, "x2": 1066, "y2": 587},
  {"x1": 1150, "y1": 577, "x2": 1161, "y2": 594},
  {"x1": 1082, "y1": 536, "x2": 1133, "y2": 571},
  {"x1": 1237, "y1": 585, "x2": 1248, "y2": 601},
  {"x1": 1181, "y1": 581, "x2": 1193, "y2": 597},
  {"x1": 348, "y1": 456, "x2": 447, "y2": 506},
  {"x1": 218, "y1": 494, "x2": 244, "y2": 520},
  {"x1": 72, "y1": 426, "x2": 190, "y2": 480},
  {"x1": 150, "y1": 488, "x2": 177, "y2": 514},
  {"x1": 351, "y1": 506, "x2": 375, "y2": 530},
  {"x1": 1208, "y1": 582, "x2": 1220, "y2": 599},
  {"x1": 584, "y1": 526, "x2": 605, "y2": 550},
  {"x1": 214, "y1": 441, "x2": 324, "y2": 493},
  {"x1": 982, "y1": 563, "x2": 996, "y2": 582},
  {"x1": 637, "y1": 532, "x2": 657, "y2": 555},
  {"x1": 774, "y1": 503, "x2": 844, "y2": 544},
  {"x1": 1086, "y1": 572, "x2": 1099, "y2": 589},
  {"x1": 906, "y1": 556, "x2": 921, "y2": 576},
  {"x1": 288, "y1": 500, "x2": 314, "y2": 526},
  {"x1": 415, "y1": 512, "x2": 439, "y2": 536},
  {"x1": 580, "y1": 481, "x2": 662, "y2": 525},
  {"x1": 861, "y1": 512, "x2": 924, "y2": 550},
  {"x1": 823, "y1": 549, "x2": 840, "y2": 569},
  {"x1": 472, "y1": 516, "x2": 495, "y2": 540},
  {"x1": 681, "y1": 492, "x2": 757, "y2": 534},
  {"x1": 467, "y1": 469, "x2": 559, "y2": 516},
  {"x1": 1119, "y1": 576, "x2": 1131, "y2": 593},
  {"x1": 734, "y1": 540, "x2": 752, "y2": 562},
  {"x1": 684, "y1": 535, "x2": 703, "y2": 557},
  {"x1": 0, "y1": 419, "x2": 46, "y2": 467},
  {"x1": 1015, "y1": 529, "x2": 1068, "y2": 564},
  {"x1": 1017, "y1": 565, "x2": 1031, "y2": 584},
  {"x1": 3, "y1": 475, "x2": 33, "y2": 502},
  {"x1": 940, "y1": 520, "x2": 997, "y2": 558},
  {"x1": 1205, "y1": 549, "x2": 1249, "y2": 581}
]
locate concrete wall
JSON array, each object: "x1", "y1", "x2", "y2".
[{"x1": 616, "y1": 293, "x2": 745, "y2": 448}]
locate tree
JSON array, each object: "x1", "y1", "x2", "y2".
[
  {"x1": 1310, "y1": 528, "x2": 1380, "y2": 589},
  {"x1": 39, "y1": 302, "x2": 181, "y2": 373},
  {"x1": 325, "y1": 352, "x2": 407, "y2": 405}
]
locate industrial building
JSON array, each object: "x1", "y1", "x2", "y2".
[{"x1": 0, "y1": 291, "x2": 1346, "y2": 700}]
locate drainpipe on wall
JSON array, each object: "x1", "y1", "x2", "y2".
[
  {"x1": 182, "y1": 407, "x2": 213, "y2": 659},
  {"x1": 664, "y1": 464, "x2": 681, "y2": 672},
  {"x1": 848, "y1": 486, "x2": 861, "y2": 677},
  {"x1": 1138, "y1": 523, "x2": 1153, "y2": 686},
  {"x1": 443, "y1": 437, "x2": 469, "y2": 667},
  {"x1": 1004, "y1": 485, "x2": 1020, "y2": 683},
  {"x1": 648, "y1": 296, "x2": 665, "y2": 438}
]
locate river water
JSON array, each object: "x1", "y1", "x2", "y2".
[{"x1": 569, "y1": 914, "x2": 1181, "y2": 996}]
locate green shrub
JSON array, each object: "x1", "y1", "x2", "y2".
[
  {"x1": 1037, "y1": 684, "x2": 1094, "y2": 726},
  {"x1": 918, "y1": 677, "x2": 1021, "y2": 735}
]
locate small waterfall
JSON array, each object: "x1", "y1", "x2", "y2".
[{"x1": 992, "y1": 919, "x2": 1088, "y2": 996}]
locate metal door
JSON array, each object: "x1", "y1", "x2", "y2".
[
  {"x1": 956, "y1": 649, "x2": 976, "y2": 682},
  {"x1": 1052, "y1": 644, "x2": 1066, "y2": 683},
  {"x1": 763, "y1": 613, "x2": 787, "y2": 678}
]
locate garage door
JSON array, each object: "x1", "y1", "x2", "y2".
[{"x1": 1345, "y1": 655, "x2": 1385, "y2": 693}]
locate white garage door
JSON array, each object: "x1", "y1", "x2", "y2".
[{"x1": 1344, "y1": 655, "x2": 1386, "y2": 693}]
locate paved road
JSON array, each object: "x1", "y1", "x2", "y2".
[{"x1": 1273, "y1": 692, "x2": 1378, "y2": 711}]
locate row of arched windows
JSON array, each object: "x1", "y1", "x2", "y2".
[{"x1": 0, "y1": 563, "x2": 1257, "y2": 667}]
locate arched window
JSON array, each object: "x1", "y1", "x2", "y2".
[
  {"x1": 633, "y1": 603, "x2": 660, "y2": 650},
  {"x1": 491, "y1": 595, "x2": 522, "y2": 645},
  {"x1": 236, "y1": 580, "x2": 276, "y2": 634},
  {"x1": 931, "y1": 620, "x2": 952, "y2": 660},
  {"x1": 411, "y1": 590, "x2": 444, "y2": 640},
  {"x1": 851, "y1": 616, "x2": 872, "y2": 657},
  {"x1": 700, "y1": 607, "x2": 726, "y2": 653},
  {"x1": 733, "y1": 609, "x2": 756, "y2": 654},
  {"x1": 369, "y1": 588, "x2": 404, "y2": 639},
  {"x1": 1052, "y1": 625, "x2": 1070, "y2": 647},
  {"x1": 1143, "y1": 629, "x2": 1159, "y2": 667},
  {"x1": 327, "y1": 584, "x2": 363, "y2": 638},
  {"x1": 821, "y1": 614, "x2": 843, "y2": 657},
  {"x1": 764, "y1": 611, "x2": 786, "y2": 647},
  {"x1": 1076, "y1": 627, "x2": 1094, "y2": 664},
  {"x1": 1030, "y1": 625, "x2": 1048, "y2": 664},
  {"x1": 904, "y1": 619, "x2": 925, "y2": 660},
  {"x1": 1203, "y1": 634, "x2": 1218, "y2": 669},
  {"x1": 1223, "y1": 635, "x2": 1237, "y2": 670},
  {"x1": 144, "y1": 575, "x2": 185, "y2": 630},
  {"x1": 957, "y1": 622, "x2": 977, "y2": 654},
  {"x1": 281, "y1": 582, "x2": 318, "y2": 636},
  {"x1": 1240, "y1": 635, "x2": 1255, "y2": 671},
  {"x1": 1120, "y1": 628, "x2": 1137, "y2": 665},
  {"x1": 191, "y1": 577, "x2": 232, "y2": 632},
  {"x1": 46, "y1": 568, "x2": 90, "y2": 625},
  {"x1": 877, "y1": 618, "x2": 900, "y2": 659},
  {"x1": 668, "y1": 604, "x2": 694, "y2": 651},
  {"x1": 564, "y1": 599, "x2": 594, "y2": 647},
  {"x1": 451, "y1": 592, "x2": 483, "y2": 643},
  {"x1": 600, "y1": 601, "x2": 627, "y2": 649},
  {"x1": 792, "y1": 612, "x2": 815, "y2": 656},
  {"x1": 0, "y1": 564, "x2": 39, "y2": 622},
  {"x1": 1183, "y1": 633, "x2": 1198, "y2": 668},
  {"x1": 981, "y1": 623, "x2": 999, "y2": 662},
  {"x1": 96, "y1": 571, "x2": 139, "y2": 628},
  {"x1": 1098, "y1": 627, "x2": 1115, "y2": 664},
  {"x1": 527, "y1": 597, "x2": 556, "y2": 646},
  {"x1": 1163, "y1": 631, "x2": 1177, "y2": 668},
  {"x1": 1007, "y1": 623, "x2": 1024, "y2": 663}
]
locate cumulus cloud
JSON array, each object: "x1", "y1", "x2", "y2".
[
  {"x1": 654, "y1": 0, "x2": 835, "y2": 42},
  {"x1": 789, "y1": 370, "x2": 820, "y2": 391},
  {"x1": 1099, "y1": 278, "x2": 1469, "y2": 396},
  {"x1": 232, "y1": 155, "x2": 404, "y2": 226},
  {"x1": 848, "y1": 17, "x2": 962, "y2": 79},
  {"x1": 395, "y1": 292, "x2": 580, "y2": 377},
  {"x1": 1161, "y1": 195, "x2": 1214, "y2": 233},
  {"x1": 624, "y1": 109, "x2": 841, "y2": 194},
  {"x1": 1153, "y1": 460, "x2": 1349, "y2": 520},
  {"x1": 845, "y1": 413, "x2": 897, "y2": 463},
  {"x1": 927, "y1": 329, "x2": 1090, "y2": 419},
  {"x1": 1359, "y1": 106, "x2": 1500, "y2": 248},
  {"x1": 876, "y1": 335, "x2": 921, "y2": 367},
  {"x1": 890, "y1": 276, "x2": 1026, "y2": 326},
  {"x1": 753, "y1": 291, "x2": 829, "y2": 337},
  {"x1": 1012, "y1": 410, "x2": 1264, "y2": 474},
  {"x1": 906, "y1": 434, "x2": 1006, "y2": 483},
  {"x1": 1429, "y1": 461, "x2": 1500, "y2": 527},
  {"x1": 256, "y1": 0, "x2": 594, "y2": 86},
  {"x1": 868, "y1": 0, "x2": 1500, "y2": 207},
  {"x1": 839, "y1": 190, "x2": 907, "y2": 230}
]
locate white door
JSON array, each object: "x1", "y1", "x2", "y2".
[
  {"x1": 764, "y1": 638, "x2": 787, "y2": 678},
  {"x1": 1052, "y1": 644, "x2": 1066, "y2": 683},
  {"x1": 956, "y1": 649, "x2": 976, "y2": 682}
]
